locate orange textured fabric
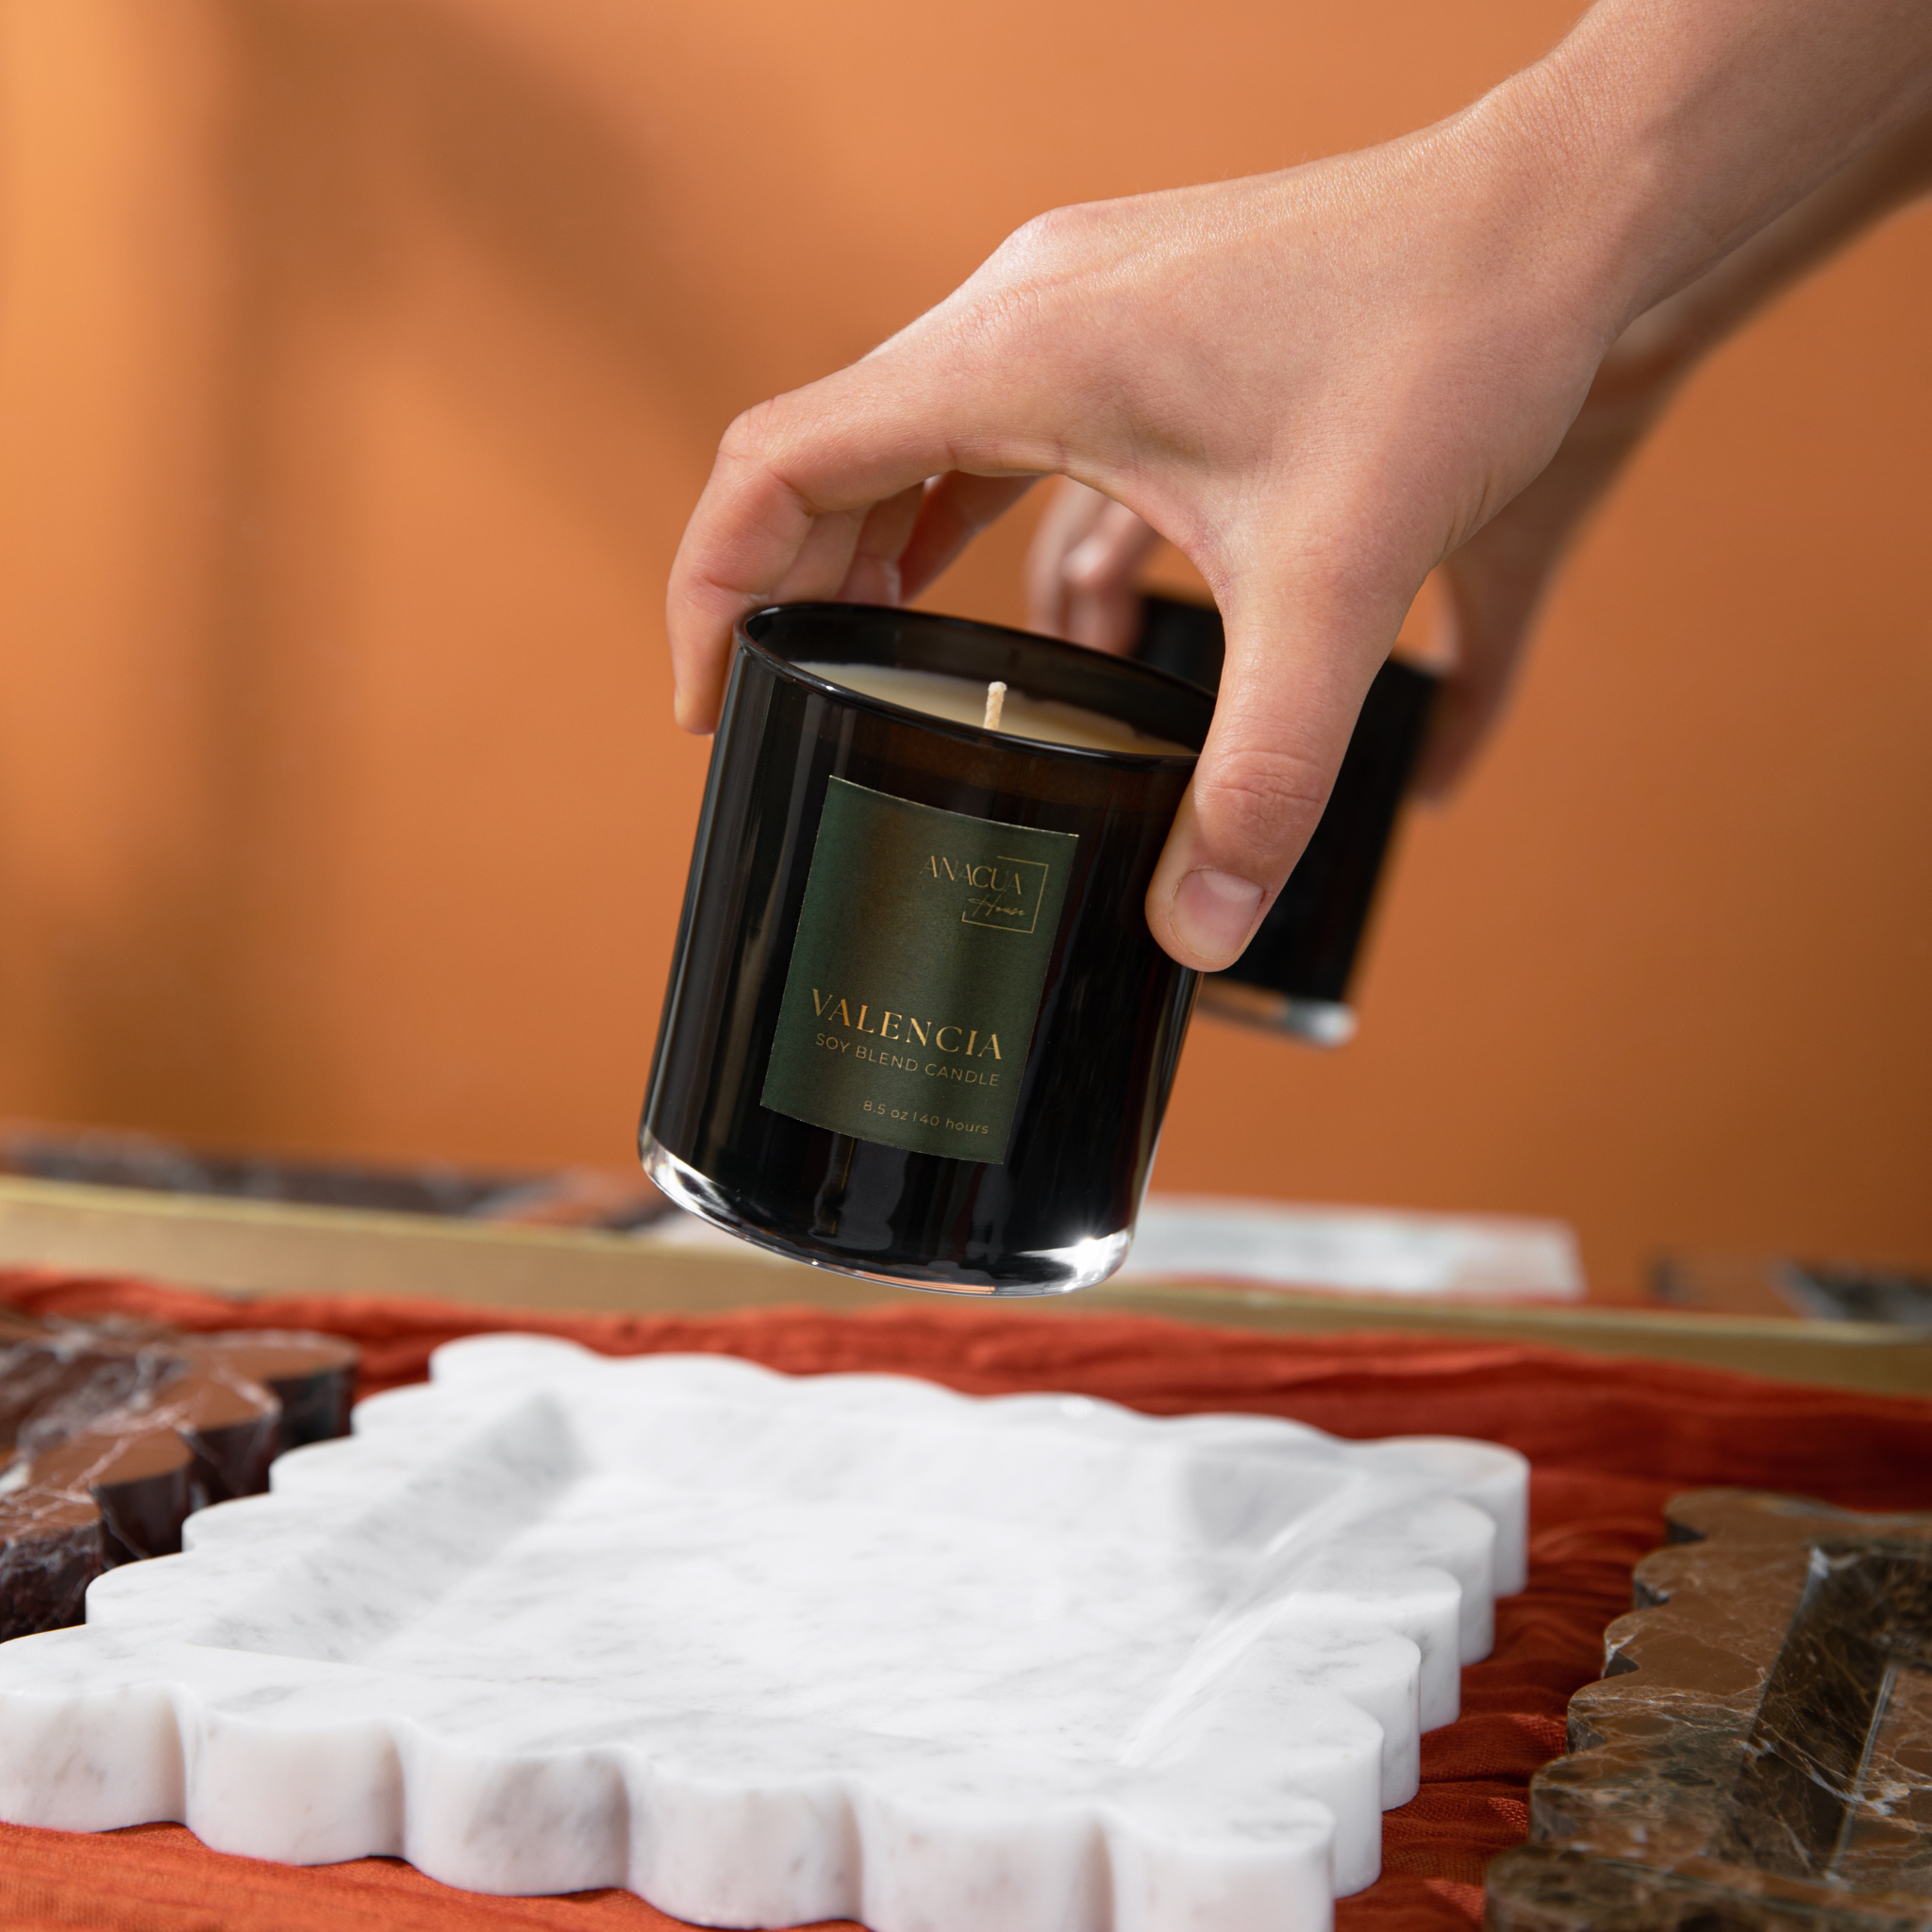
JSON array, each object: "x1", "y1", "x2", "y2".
[{"x1": 5, "y1": 1269, "x2": 1932, "y2": 1932}]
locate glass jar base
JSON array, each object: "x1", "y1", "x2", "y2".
[
  {"x1": 640, "y1": 1135, "x2": 1132, "y2": 1298},
  {"x1": 1195, "y1": 979, "x2": 1358, "y2": 1047}
]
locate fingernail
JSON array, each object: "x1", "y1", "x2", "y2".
[{"x1": 1171, "y1": 869, "x2": 1264, "y2": 966}]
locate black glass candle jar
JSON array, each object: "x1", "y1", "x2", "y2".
[
  {"x1": 641, "y1": 604, "x2": 1212, "y2": 1296},
  {"x1": 1136, "y1": 594, "x2": 1439, "y2": 1047}
]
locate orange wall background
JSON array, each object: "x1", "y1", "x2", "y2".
[{"x1": 1, "y1": 0, "x2": 1927, "y2": 1291}]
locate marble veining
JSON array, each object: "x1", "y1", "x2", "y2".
[
  {"x1": 1489, "y1": 1488, "x2": 1932, "y2": 1931},
  {"x1": 0, "y1": 1338, "x2": 1525, "y2": 1932}
]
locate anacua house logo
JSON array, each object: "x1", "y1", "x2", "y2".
[{"x1": 924, "y1": 852, "x2": 1050, "y2": 935}]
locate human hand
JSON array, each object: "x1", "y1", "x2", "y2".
[
  {"x1": 667, "y1": 2, "x2": 1932, "y2": 974},
  {"x1": 668, "y1": 116, "x2": 1628, "y2": 971},
  {"x1": 1020, "y1": 344, "x2": 1676, "y2": 801},
  {"x1": 1018, "y1": 97, "x2": 1932, "y2": 806}
]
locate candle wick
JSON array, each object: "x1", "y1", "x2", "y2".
[{"x1": 982, "y1": 681, "x2": 1007, "y2": 732}]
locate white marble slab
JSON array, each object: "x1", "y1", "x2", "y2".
[
  {"x1": 1120, "y1": 1197, "x2": 1585, "y2": 1299},
  {"x1": 0, "y1": 1338, "x2": 1526, "y2": 1932}
]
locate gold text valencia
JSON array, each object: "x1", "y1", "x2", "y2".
[{"x1": 809, "y1": 992, "x2": 1002, "y2": 1060}]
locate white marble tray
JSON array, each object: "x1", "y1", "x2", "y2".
[{"x1": 0, "y1": 1338, "x2": 1526, "y2": 1932}]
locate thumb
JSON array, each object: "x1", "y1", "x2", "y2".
[{"x1": 1145, "y1": 575, "x2": 1407, "y2": 971}]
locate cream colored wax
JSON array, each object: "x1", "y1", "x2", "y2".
[{"x1": 796, "y1": 662, "x2": 1192, "y2": 757}]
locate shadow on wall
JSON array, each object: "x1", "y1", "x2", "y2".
[{"x1": 29, "y1": 0, "x2": 741, "y2": 1143}]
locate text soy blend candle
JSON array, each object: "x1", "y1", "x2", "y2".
[{"x1": 640, "y1": 604, "x2": 1212, "y2": 1295}]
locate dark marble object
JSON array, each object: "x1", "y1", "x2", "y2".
[
  {"x1": 1487, "y1": 1490, "x2": 1932, "y2": 1930},
  {"x1": 0, "y1": 1117, "x2": 675, "y2": 1230},
  {"x1": 1777, "y1": 1265, "x2": 1932, "y2": 1329},
  {"x1": 1652, "y1": 1252, "x2": 1932, "y2": 1329},
  {"x1": 0, "y1": 1312, "x2": 358, "y2": 1640}
]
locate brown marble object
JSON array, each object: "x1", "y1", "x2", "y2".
[
  {"x1": 1, "y1": 1116, "x2": 675, "y2": 1230},
  {"x1": 1487, "y1": 1489, "x2": 1932, "y2": 1930},
  {"x1": 0, "y1": 1312, "x2": 358, "y2": 1640}
]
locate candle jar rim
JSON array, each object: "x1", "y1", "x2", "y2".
[{"x1": 739, "y1": 602, "x2": 1208, "y2": 765}]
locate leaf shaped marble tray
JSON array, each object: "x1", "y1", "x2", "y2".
[{"x1": 0, "y1": 1337, "x2": 1526, "y2": 1932}]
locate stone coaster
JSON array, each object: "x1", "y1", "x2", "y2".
[
  {"x1": 1487, "y1": 1488, "x2": 1932, "y2": 1930},
  {"x1": 0, "y1": 1311, "x2": 357, "y2": 1639}
]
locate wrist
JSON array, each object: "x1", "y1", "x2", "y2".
[
  {"x1": 1474, "y1": 0, "x2": 1932, "y2": 341},
  {"x1": 1447, "y1": 58, "x2": 1689, "y2": 347}
]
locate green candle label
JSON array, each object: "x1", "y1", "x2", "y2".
[{"x1": 760, "y1": 777, "x2": 1077, "y2": 1163}]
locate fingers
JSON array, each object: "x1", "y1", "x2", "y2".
[
  {"x1": 665, "y1": 358, "x2": 1028, "y2": 732},
  {"x1": 664, "y1": 192, "x2": 1201, "y2": 729},
  {"x1": 665, "y1": 420, "x2": 871, "y2": 732},
  {"x1": 1024, "y1": 481, "x2": 1112, "y2": 635},
  {"x1": 834, "y1": 484, "x2": 928, "y2": 607},
  {"x1": 1024, "y1": 481, "x2": 1161, "y2": 653},
  {"x1": 1145, "y1": 567, "x2": 1407, "y2": 971},
  {"x1": 1410, "y1": 656, "x2": 1520, "y2": 799},
  {"x1": 672, "y1": 465, "x2": 1038, "y2": 726},
  {"x1": 1407, "y1": 551, "x2": 1543, "y2": 798},
  {"x1": 1065, "y1": 499, "x2": 1162, "y2": 655},
  {"x1": 897, "y1": 475, "x2": 1039, "y2": 604}
]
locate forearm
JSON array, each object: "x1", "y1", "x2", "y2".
[
  {"x1": 1460, "y1": 1, "x2": 1932, "y2": 352},
  {"x1": 1607, "y1": 108, "x2": 1932, "y2": 395},
  {"x1": 1411, "y1": 100, "x2": 1932, "y2": 799}
]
